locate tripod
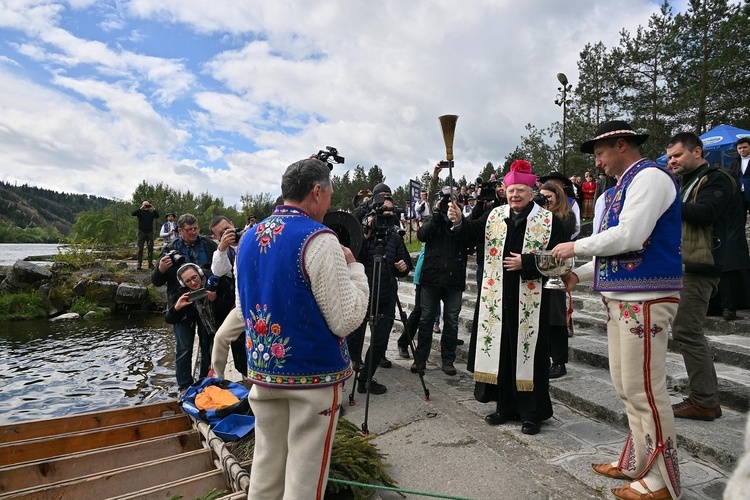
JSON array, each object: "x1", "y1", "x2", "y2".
[{"x1": 348, "y1": 231, "x2": 429, "y2": 435}]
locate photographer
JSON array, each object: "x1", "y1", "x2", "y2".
[
  {"x1": 132, "y1": 200, "x2": 160, "y2": 270},
  {"x1": 207, "y1": 215, "x2": 248, "y2": 378},
  {"x1": 152, "y1": 213, "x2": 218, "y2": 391},
  {"x1": 347, "y1": 185, "x2": 413, "y2": 394},
  {"x1": 164, "y1": 263, "x2": 218, "y2": 390}
]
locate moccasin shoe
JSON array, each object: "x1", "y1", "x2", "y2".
[
  {"x1": 672, "y1": 395, "x2": 719, "y2": 421},
  {"x1": 591, "y1": 462, "x2": 629, "y2": 480},
  {"x1": 611, "y1": 480, "x2": 671, "y2": 500}
]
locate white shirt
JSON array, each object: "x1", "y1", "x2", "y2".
[{"x1": 574, "y1": 162, "x2": 679, "y2": 301}]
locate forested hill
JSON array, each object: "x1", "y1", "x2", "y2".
[{"x1": 0, "y1": 181, "x2": 113, "y2": 242}]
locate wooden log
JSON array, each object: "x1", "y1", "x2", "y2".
[
  {"x1": 0, "y1": 414, "x2": 191, "y2": 467},
  {"x1": 0, "y1": 430, "x2": 200, "y2": 493},
  {"x1": 0, "y1": 401, "x2": 180, "y2": 444}
]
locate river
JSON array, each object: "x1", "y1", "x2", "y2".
[
  {"x1": 0, "y1": 242, "x2": 61, "y2": 266},
  {"x1": 0, "y1": 243, "x2": 178, "y2": 424}
]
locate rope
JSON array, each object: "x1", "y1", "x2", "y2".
[{"x1": 328, "y1": 478, "x2": 477, "y2": 499}]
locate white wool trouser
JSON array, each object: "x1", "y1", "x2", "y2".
[{"x1": 248, "y1": 383, "x2": 342, "y2": 500}]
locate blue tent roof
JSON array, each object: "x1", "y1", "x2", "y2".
[{"x1": 656, "y1": 124, "x2": 750, "y2": 167}]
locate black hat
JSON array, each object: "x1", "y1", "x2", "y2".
[
  {"x1": 166, "y1": 212, "x2": 175, "y2": 217},
  {"x1": 538, "y1": 171, "x2": 572, "y2": 188},
  {"x1": 580, "y1": 120, "x2": 649, "y2": 154},
  {"x1": 372, "y1": 183, "x2": 391, "y2": 196}
]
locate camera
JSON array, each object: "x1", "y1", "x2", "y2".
[
  {"x1": 363, "y1": 193, "x2": 403, "y2": 239},
  {"x1": 187, "y1": 288, "x2": 207, "y2": 302},
  {"x1": 220, "y1": 227, "x2": 243, "y2": 243},
  {"x1": 476, "y1": 176, "x2": 499, "y2": 202},
  {"x1": 165, "y1": 250, "x2": 186, "y2": 267},
  {"x1": 314, "y1": 146, "x2": 345, "y2": 168}
]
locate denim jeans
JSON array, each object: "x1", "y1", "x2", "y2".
[
  {"x1": 416, "y1": 285, "x2": 463, "y2": 363},
  {"x1": 174, "y1": 319, "x2": 213, "y2": 390}
]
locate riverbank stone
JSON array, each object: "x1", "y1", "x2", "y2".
[
  {"x1": 116, "y1": 283, "x2": 149, "y2": 305},
  {"x1": 0, "y1": 260, "x2": 52, "y2": 292},
  {"x1": 50, "y1": 312, "x2": 81, "y2": 321}
]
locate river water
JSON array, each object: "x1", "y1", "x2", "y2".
[
  {"x1": 0, "y1": 242, "x2": 61, "y2": 266},
  {"x1": 0, "y1": 243, "x2": 179, "y2": 424}
]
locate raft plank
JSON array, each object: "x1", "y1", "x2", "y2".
[
  {"x1": 0, "y1": 401, "x2": 180, "y2": 444},
  {"x1": 0, "y1": 429, "x2": 201, "y2": 493},
  {"x1": 2, "y1": 448, "x2": 214, "y2": 499},
  {"x1": 0, "y1": 414, "x2": 191, "y2": 467}
]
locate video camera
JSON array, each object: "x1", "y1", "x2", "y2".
[
  {"x1": 314, "y1": 146, "x2": 345, "y2": 169},
  {"x1": 476, "y1": 175, "x2": 499, "y2": 202},
  {"x1": 363, "y1": 193, "x2": 403, "y2": 240}
]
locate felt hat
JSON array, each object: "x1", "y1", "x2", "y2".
[
  {"x1": 502, "y1": 160, "x2": 536, "y2": 188},
  {"x1": 580, "y1": 120, "x2": 649, "y2": 154},
  {"x1": 538, "y1": 171, "x2": 573, "y2": 188}
]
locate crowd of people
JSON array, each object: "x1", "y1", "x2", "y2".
[{"x1": 142, "y1": 123, "x2": 750, "y2": 499}]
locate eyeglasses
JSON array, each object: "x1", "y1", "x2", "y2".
[
  {"x1": 183, "y1": 275, "x2": 201, "y2": 284},
  {"x1": 180, "y1": 226, "x2": 199, "y2": 233}
]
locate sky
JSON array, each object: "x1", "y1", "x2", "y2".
[{"x1": 0, "y1": 0, "x2": 682, "y2": 208}]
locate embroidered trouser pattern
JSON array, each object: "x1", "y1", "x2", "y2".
[
  {"x1": 605, "y1": 297, "x2": 681, "y2": 499},
  {"x1": 248, "y1": 383, "x2": 342, "y2": 500}
]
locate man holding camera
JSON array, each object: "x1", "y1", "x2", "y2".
[
  {"x1": 207, "y1": 215, "x2": 248, "y2": 378},
  {"x1": 132, "y1": 200, "x2": 160, "y2": 270},
  {"x1": 152, "y1": 213, "x2": 218, "y2": 391},
  {"x1": 347, "y1": 183, "x2": 413, "y2": 394}
]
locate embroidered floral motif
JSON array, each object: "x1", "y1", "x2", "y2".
[
  {"x1": 649, "y1": 324, "x2": 663, "y2": 337},
  {"x1": 246, "y1": 304, "x2": 291, "y2": 370},
  {"x1": 254, "y1": 216, "x2": 286, "y2": 253},
  {"x1": 519, "y1": 280, "x2": 541, "y2": 362},
  {"x1": 663, "y1": 436, "x2": 681, "y2": 497},
  {"x1": 319, "y1": 404, "x2": 342, "y2": 417},
  {"x1": 619, "y1": 432, "x2": 637, "y2": 472}
]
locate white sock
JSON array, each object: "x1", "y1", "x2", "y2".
[{"x1": 629, "y1": 469, "x2": 666, "y2": 494}]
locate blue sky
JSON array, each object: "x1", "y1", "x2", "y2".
[{"x1": 0, "y1": 0, "x2": 686, "y2": 207}]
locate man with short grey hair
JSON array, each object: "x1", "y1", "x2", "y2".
[{"x1": 237, "y1": 157, "x2": 368, "y2": 499}]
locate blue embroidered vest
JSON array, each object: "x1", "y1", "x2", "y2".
[
  {"x1": 594, "y1": 160, "x2": 683, "y2": 293},
  {"x1": 236, "y1": 206, "x2": 353, "y2": 388}
]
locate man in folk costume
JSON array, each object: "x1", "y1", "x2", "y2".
[
  {"x1": 449, "y1": 160, "x2": 564, "y2": 435},
  {"x1": 552, "y1": 120, "x2": 683, "y2": 500},
  {"x1": 235, "y1": 158, "x2": 369, "y2": 499}
]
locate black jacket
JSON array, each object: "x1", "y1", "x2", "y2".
[
  {"x1": 131, "y1": 208, "x2": 159, "y2": 233},
  {"x1": 358, "y1": 230, "x2": 413, "y2": 301},
  {"x1": 417, "y1": 213, "x2": 473, "y2": 291}
]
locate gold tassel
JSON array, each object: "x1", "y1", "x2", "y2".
[
  {"x1": 473, "y1": 371, "x2": 498, "y2": 385},
  {"x1": 516, "y1": 380, "x2": 534, "y2": 392}
]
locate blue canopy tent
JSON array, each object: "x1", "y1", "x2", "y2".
[{"x1": 656, "y1": 124, "x2": 750, "y2": 168}]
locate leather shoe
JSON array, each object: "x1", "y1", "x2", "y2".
[
  {"x1": 379, "y1": 357, "x2": 392, "y2": 368},
  {"x1": 441, "y1": 362, "x2": 457, "y2": 376},
  {"x1": 611, "y1": 480, "x2": 671, "y2": 500},
  {"x1": 521, "y1": 420, "x2": 541, "y2": 435},
  {"x1": 397, "y1": 345, "x2": 410, "y2": 359},
  {"x1": 411, "y1": 360, "x2": 426, "y2": 373},
  {"x1": 456, "y1": 338, "x2": 465, "y2": 345},
  {"x1": 357, "y1": 378, "x2": 387, "y2": 395},
  {"x1": 484, "y1": 412, "x2": 516, "y2": 426},
  {"x1": 549, "y1": 364, "x2": 567, "y2": 379},
  {"x1": 672, "y1": 395, "x2": 720, "y2": 421},
  {"x1": 722, "y1": 308, "x2": 738, "y2": 321},
  {"x1": 591, "y1": 462, "x2": 629, "y2": 480}
]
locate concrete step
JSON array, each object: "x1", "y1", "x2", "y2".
[{"x1": 392, "y1": 277, "x2": 750, "y2": 472}]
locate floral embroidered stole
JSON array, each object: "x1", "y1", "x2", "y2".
[{"x1": 474, "y1": 203, "x2": 551, "y2": 391}]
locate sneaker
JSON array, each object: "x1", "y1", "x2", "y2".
[
  {"x1": 433, "y1": 322, "x2": 441, "y2": 333},
  {"x1": 357, "y1": 378, "x2": 387, "y2": 394},
  {"x1": 379, "y1": 357, "x2": 392, "y2": 369},
  {"x1": 722, "y1": 309, "x2": 738, "y2": 321},
  {"x1": 549, "y1": 364, "x2": 567, "y2": 379},
  {"x1": 672, "y1": 395, "x2": 720, "y2": 421},
  {"x1": 442, "y1": 362, "x2": 457, "y2": 376},
  {"x1": 411, "y1": 360, "x2": 426, "y2": 373},
  {"x1": 397, "y1": 345, "x2": 410, "y2": 359}
]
